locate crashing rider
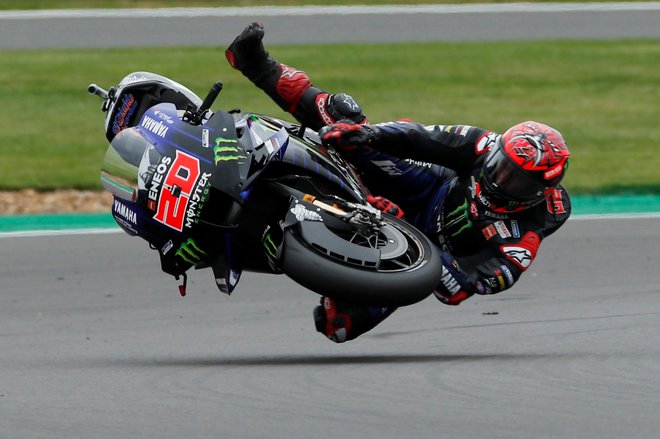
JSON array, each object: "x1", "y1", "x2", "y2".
[{"x1": 226, "y1": 23, "x2": 571, "y2": 343}]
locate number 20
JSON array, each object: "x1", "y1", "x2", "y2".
[{"x1": 153, "y1": 151, "x2": 200, "y2": 232}]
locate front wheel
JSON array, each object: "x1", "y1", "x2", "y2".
[{"x1": 280, "y1": 206, "x2": 442, "y2": 307}]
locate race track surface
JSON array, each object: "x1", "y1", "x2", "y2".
[
  {"x1": 1, "y1": 216, "x2": 659, "y2": 438},
  {"x1": 2, "y1": 3, "x2": 660, "y2": 49},
  {"x1": 2, "y1": 5, "x2": 660, "y2": 437}
]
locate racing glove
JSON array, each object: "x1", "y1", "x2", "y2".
[
  {"x1": 319, "y1": 121, "x2": 378, "y2": 151},
  {"x1": 433, "y1": 253, "x2": 488, "y2": 306},
  {"x1": 366, "y1": 195, "x2": 404, "y2": 219}
]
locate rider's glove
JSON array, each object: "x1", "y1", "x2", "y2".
[
  {"x1": 433, "y1": 254, "x2": 488, "y2": 306},
  {"x1": 366, "y1": 195, "x2": 404, "y2": 219},
  {"x1": 434, "y1": 289, "x2": 473, "y2": 306},
  {"x1": 319, "y1": 121, "x2": 378, "y2": 151}
]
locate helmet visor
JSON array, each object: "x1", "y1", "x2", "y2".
[{"x1": 482, "y1": 143, "x2": 547, "y2": 204}]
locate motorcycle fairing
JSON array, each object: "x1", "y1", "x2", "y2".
[
  {"x1": 104, "y1": 71, "x2": 203, "y2": 143},
  {"x1": 244, "y1": 115, "x2": 366, "y2": 203},
  {"x1": 210, "y1": 233, "x2": 243, "y2": 295},
  {"x1": 102, "y1": 104, "x2": 295, "y2": 295},
  {"x1": 136, "y1": 104, "x2": 291, "y2": 204}
]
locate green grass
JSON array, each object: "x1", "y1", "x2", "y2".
[{"x1": 0, "y1": 39, "x2": 659, "y2": 193}]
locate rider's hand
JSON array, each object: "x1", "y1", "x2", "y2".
[
  {"x1": 434, "y1": 289, "x2": 474, "y2": 306},
  {"x1": 366, "y1": 195, "x2": 404, "y2": 219},
  {"x1": 319, "y1": 121, "x2": 377, "y2": 151},
  {"x1": 433, "y1": 263, "x2": 488, "y2": 306}
]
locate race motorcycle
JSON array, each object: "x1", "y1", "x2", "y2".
[{"x1": 88, "y1": 72, "x2": 442, "y2": 306}]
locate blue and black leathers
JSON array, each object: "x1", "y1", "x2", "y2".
[{"x1": 226, "y1": 23, "x2": 571, "y2": 342}]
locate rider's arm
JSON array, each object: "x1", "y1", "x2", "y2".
[
  {"x1": 370, "y1": 122, "x2": 495, "y2": 173},
  {"x1": 436, "y1": 193, "x2": 571, "y2": 306},
  {"x1": 435, "y1": 231, "x2": 540, "y2": 305},
  {"x1": 320, "y1": 121, "x2": 497, "y2": 172}
]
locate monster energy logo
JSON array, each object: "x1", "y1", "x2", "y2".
[
  {"x1": 175, "y1": 238, "x2": 208, "y2": 264},
  {"x1": 444, "y1": 200, "x2": 472, "y2": 237},
  {"x1": 262, "y1": 228, "x2": 282, "y2": 272},
  {"x1": 263, "y1": 233, "x2": 278, "y2": 261},
  {"x1": 213, "y1": 137, "x2": 243, "y2": 165}
]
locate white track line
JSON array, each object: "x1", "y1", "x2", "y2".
[
  {"x1": 0, "y1": 212, "x2": 658, "y2": 238},
  {"x1": 2, "y1": 3, "x2": 660, "y2": 20}
]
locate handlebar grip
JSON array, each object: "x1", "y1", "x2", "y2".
[
  {"x1": 198, "y1": 81, "x2": 223, "y2": 114},
  {"x1": 88, "y1": 84, "x2": 108, "y2": 99}
]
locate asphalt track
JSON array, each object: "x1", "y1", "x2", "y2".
[
  {"x1": 2, "y1": 3, "x2": 660, "y2": 49},
  {"x1": 1, "y1": 216, "x2": 659, "y2": 438},
  {"x1": 2, "y1": 4, "x2": 660, "y2": 438}
]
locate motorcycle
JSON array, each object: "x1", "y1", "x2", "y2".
[{"x1": 88, "y1": 72, "x2": 442, "y2": 306}]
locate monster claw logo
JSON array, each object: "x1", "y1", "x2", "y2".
[
  {"x1": 263, "y1": 233, "x2": 278, "y2": 260},
  {"x1": 213, "y1": 137, "x2": 244, "y2": 165},
  {"x1": 176, "y1": 238, "x2": 208, "y2": 264},
  {"x1": 262, "y1": 231, "x2": 282, "y2": 271},
  {"x1": 443, "y1": 200, "x2": 473, "y2": 237}
]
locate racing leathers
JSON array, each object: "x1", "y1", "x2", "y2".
[{"x1": 226, "y1": 23, "x2": 571, "y2": 342}]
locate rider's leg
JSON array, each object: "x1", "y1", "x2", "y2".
[{"x1": 225, "y1": 22, "x2": 366, "y2": 131}]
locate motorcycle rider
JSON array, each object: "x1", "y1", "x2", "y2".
[{"x1": 226, "y1": 23, "x2": 571, "y2": 343}]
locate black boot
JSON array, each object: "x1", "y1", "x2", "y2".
[
  {"x1": 313, "y1": 296, "x2": 397, "y2": 343},
  {"x1": 225, "y1": 22, "x2": 277, "y2": 83}
]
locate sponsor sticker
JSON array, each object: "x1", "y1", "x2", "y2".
[
  {"x1": 112, "y1": 94, "x2": 137, "y2": 134},
  {"x1": 475, "y1": 132, "x2": 498, "y2": 155},
  {"x1": 372, "y1": 160, "x2": 403, "y2": 176},
  {"x1": 147, "y1": 156, "x2": 172, "y2": 211},
  {"x1": 494, "y1": 220, "x2": 511, "y2": 238},
  {"x1": 141, "y1": 115, "x2": 170, "y2": 138},
  {"x1": 501, "y1": 265, "x2": 514, "y2": 286},
  {"x1": 161, "y1": 240, "x2": 174, "y2": 255},
  {"x1": 316, "y1": 95, "x2": 333, "y2": 125},
  {"x1": 440, "y1": 266, "x2": 461, "y2": 295},
  {"x1": 511, "y1": 220, "x2": 520, "y2": 238},
  {"x1": 501, "y1": 245, "x2": 533, "y2": 270},
  {"x1": 482, "y1": 224, "x2": 497, "y2": 240}
]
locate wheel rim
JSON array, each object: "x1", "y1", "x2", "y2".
[{"x1": 331, "y1": 220, "x2": 426, "y2": 272}]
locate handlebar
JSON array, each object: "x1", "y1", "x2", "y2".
[
  {"x1": 184, "y1": 81, "x2": 223, "y2": 125},
  {"x1": 199, "y1": 81, "x2": 223, "y2": 115},
  {"x1": 87, "y1": 84, "x2": 109, "y2": 99}
]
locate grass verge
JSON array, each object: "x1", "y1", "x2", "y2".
[{"x1": 0, "y1": 39, "x2": 658, "y2": 193}]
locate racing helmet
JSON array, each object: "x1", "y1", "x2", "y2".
[{"x1": 479, "y1": 121, "x2": 570, "y2": 213}]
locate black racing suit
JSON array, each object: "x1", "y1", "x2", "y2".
[{"x1": 226, "y1": 24, "x2": 571, "y2": 340}]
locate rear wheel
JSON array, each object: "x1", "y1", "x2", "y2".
[{"x1": 280, "y1": 207, "x2": 442, "y2": 307}]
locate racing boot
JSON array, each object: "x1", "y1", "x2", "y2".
[
  {"x1": 313, "y1": 296, "x2": 397, "y2": 343},
  {"x1": 225, "y1": 22, "x2": 366, "y2": 130},
  {"x1": 226, "y1": 22, "x2": 312, "y2": 116}
]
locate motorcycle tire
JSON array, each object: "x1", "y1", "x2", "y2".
[{"x1": 280, "y1": 213, "x2": 443, "y2": 307}]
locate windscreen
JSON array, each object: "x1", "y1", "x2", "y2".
[{"x1": 100, "y1": 127, "x2": 162, "y2": 202}]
